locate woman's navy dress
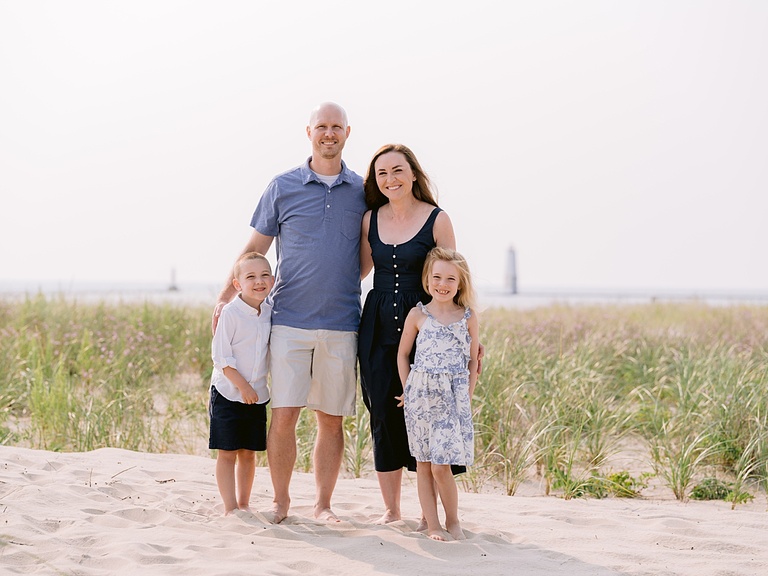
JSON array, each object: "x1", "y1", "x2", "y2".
[{"x1": 359, "y1": 207, "x2": 464, "y2": 474}]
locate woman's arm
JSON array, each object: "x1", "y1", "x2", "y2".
[
  {"x1": 433, "y1": 210, "x2": 456, "y2": 250},
  {"x1": 360, "y1": 210, "x2": 374, "y2": 280}
]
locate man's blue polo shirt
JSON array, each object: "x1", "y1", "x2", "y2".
[{"x1": 250, "y1": 158, "x2": 366, "y2": 331}]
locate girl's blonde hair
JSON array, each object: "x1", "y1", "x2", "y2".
[{"x1": 422, "y1": 247, "x2": 477, "y2": 310}]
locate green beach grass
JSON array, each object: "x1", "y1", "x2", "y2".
[{"x1": 2, "y1": 295, "x2": 767, "y2": 504}]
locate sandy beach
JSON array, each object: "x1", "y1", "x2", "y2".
[{"x1": 1, "y1": 445, "x2": 766, "y2": 575}]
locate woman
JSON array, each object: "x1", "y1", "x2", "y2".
[{"x1": 358, "y1": 143, "x2": 459, "y2": 525}]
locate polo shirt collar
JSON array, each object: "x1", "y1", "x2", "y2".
[{"x1": 300, "y1": 157, "x2": 354, "y2": 187}]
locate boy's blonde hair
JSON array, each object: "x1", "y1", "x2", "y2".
[
  {"x1": 422, "y1": 247, "x2": 477, "y2": 310},
  {"x1": 233, "y1": 252, "x2": 271, "y2": 277}
]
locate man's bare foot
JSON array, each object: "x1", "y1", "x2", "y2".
[
  {"x1": 415, "y1": 517, "x2": 428, "y2": 532},
  {"x1": 427, "y1": 528, "x2": 447, "y2": 541},
  {"x1": 314, "y1": 506, "x2": 340, "y2": 522},
  {"x1": 446, "y1": 521, "x2": 466, "y2": 540},
  {"x1": 268, "y1": 502, "x2": 289, "y2": 524},
  {"x1": 374, "y1": 510, "x2": 401, "y2": 525}
]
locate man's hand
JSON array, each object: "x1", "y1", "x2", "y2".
[{"x1": 211, "y1": 301, "x2": 226, "y2": 335}]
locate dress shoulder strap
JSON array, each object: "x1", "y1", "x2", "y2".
[
  {"x1": 369, "y1": 208, "x2": 381, "y2": 244},
  {"x1": 425, "y1": 206, "x2": 442, "y2": 227}
]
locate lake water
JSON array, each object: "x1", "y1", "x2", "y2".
[{"x1": 2, "y1": 280, "x2": 767, "y2": 309}]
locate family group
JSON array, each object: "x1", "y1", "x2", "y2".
[{"x1": 209, "y1": 102, "x2": 480, "y2": 542}]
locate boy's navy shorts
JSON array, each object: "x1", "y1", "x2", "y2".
[{"x1": 208, "y1": 387, "x2": 268, "y2": 451}]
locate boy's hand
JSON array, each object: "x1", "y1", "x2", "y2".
[{"x1": 240, "y1": 387, "x2": 260, "y2": 405}]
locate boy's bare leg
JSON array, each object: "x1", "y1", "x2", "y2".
[
  {"x1": 416, "y1": 462, "x2": 446, "y2": 541},
  {"x1": 266, "y1": 407, "x2": 300, "y2": 523},
  {"x1": 433, "y1": 464, "x2": 465, "y2": 540},
  {"x1": 235, "y1": 449, "x2": 256, "y2": 511},
  {"x1": 215, "y1": 450, "x2": 239, "y2": 514},
  {"x1": 313, "y1": 410, "x2": 343, "y2": 522},
  {"x1": 375, "y1": 469, "x2": 402, "y2": 524}
]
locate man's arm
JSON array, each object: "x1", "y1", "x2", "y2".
[{"x1": 211, "y1": 229, "x2": 274, "y2": 334}]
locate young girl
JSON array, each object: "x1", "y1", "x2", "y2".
[{"x1": 396, "y1": 247, "x2": 479, "y2": 541}]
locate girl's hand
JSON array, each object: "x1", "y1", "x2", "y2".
[
  {"x1": 395, "y1": 394, "x2": 404, "y2": 408},
  {"x1": 477, "y1": 342, "x2": 485, "y2": 374}
]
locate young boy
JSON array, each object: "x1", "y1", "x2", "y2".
[{"x1": 209, "y1": 251, "x2": 274, "y2": 514}]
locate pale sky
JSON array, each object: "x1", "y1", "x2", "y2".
[{"x1": 1, "y1": 0, "x2": 767, "y2": 294}]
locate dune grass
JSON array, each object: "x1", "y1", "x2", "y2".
[{"x1": 2, "y1": 295, "x2": 767, "y2": 502}]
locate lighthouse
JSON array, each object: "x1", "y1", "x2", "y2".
[{"x1": 506, "y1": 247, "x2": 517, "y2": 294}]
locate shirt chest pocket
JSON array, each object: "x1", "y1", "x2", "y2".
[{"x1": 341, "y1": 210, "x2": 363, "y2": 241}]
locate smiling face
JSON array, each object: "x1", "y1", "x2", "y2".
[
  {"x1": 426, "y1": 259, "x2": 461, "y2": 304},
  {"x1": 374, "y1": 151, "x2": 416, "y2": 201},
  {"x1": 307, "y1": 103, "x2": 350, "y2": 161},
  {"x1": 233, "y1": 257, "x2": 274, "y2": 309}
]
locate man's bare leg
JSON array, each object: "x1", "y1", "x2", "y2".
[
  {"x1": 313, "y1": 410, "x2": 344, "y2": 521},
  {"x1": 267, "y1": 407, "x2": 300, "y2": 523},
  {"x1": 375, "y1": 469, "x2": 402, "y2": 524}
]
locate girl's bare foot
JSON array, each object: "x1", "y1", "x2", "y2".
[
  {"x1": 427, "y1": 528, "x2": 447, "y2": 541},
  {"x1": 446, "y1": 521, "x2": 465, "y2": 540},
  {"x1": 415, "y1": 517, "x2": 428, "y2": 532}
]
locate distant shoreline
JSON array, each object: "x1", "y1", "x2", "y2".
[{"x1": 2, "y1": 281, "x2": 767, "y2": 309}]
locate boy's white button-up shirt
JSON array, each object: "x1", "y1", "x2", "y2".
[{"x1": 210, "y1": 295, "x2": 271, "y2": 404}]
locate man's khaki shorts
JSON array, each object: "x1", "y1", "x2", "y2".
[{"x1": 268, "y1": 325, "x2": 357, "y2": 416}]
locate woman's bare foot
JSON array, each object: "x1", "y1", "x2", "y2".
[
  {"x1": 314, "y1": 506, "x2": 340, "y2": 522},
  {"x1": 375, "y1": 510, "x2": 401, "y2": 525},
  {"x1": 446, "y1": 521, "x2": 466, "y2": 541},
  {"x1": 268, "y1": 502, "x2": 289, "y2": 524}
]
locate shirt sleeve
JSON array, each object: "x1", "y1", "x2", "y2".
[
  {"x1": 250, "y1": 179, "x2": 280, "y2": 236},
  {"x1": 211, "y1": 309, "x2": 237, "y2": 371}
]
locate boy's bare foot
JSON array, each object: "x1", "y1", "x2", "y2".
[
  {"x1": 374, "y1": 510, "x2": 401, "y2": 525},
  {"x1": 314, "y1": 506, "x2": 340, "y2": 522},
  {"x1": 446, "y1": 521, "x2": 466, "y2": 541}
]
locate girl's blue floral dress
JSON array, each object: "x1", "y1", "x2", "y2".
[{"x1": 403, "y1": 303, "x2": 474, "y2": 466}]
